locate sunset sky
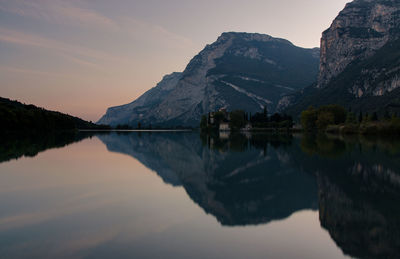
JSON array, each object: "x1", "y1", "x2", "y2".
[{"x1": 0, "y1": 0, "x2": 349, "y2": 121}]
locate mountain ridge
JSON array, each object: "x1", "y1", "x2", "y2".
[{"x1": 98, "y1": 32, "x2": 319, "y2": 127}]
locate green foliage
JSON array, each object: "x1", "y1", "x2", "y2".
[
  {"x1": 301, "y1": 105, "x2": 347, "y2": 131},
  {"x1": 202, "y1": 108, "x2": 294, "y2": 131},
  {"x1": 346, "y1": 112, "x2": 358, "y2": 124},
  {"x1": 318, "y1": 105, "x2": 347, "y2": 124},
  {"x1": 229, "y1": 110, "x2": 246, "y2": 131},
  {"x1": 200, "y1": 115, "x2": 208, "y2": 130},
  {"x1": 364, "y1": 113, "x2": 372, "y2": 123},
  {"x1": 301, "y1": 106, "x2": 318, "y2": 131},
  {"x1": 316, "y1": 112, "x2": 335, "y2": 130}
]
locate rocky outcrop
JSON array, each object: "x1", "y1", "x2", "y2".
[
  {"x1": 98, "y1": 72, "x2": 182, "y2": 126},
  {"x1": 318, "y1": 0, "x2": 400, "y2": 88},
  {"x1": 285, "y1": 0, "x2": 400, "y2": 116},
  {"x1": 99, "y1": 32, "x2": 319, "y2": 127}
]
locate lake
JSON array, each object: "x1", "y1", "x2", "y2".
[{"x1": 0, "y1": 131, "x2": 399, "y2": 259}]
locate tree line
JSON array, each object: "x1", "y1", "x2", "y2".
[
  {"x1": 201, "y1": 107, "x2": 293, "y2": 131},
  {"x1": 0, "y1": 97, "x2": 110, "y2": 131},
  {"x1": 301, "y1": 104, "x2": 400, "y2": 134}
]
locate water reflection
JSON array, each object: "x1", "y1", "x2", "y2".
[
  {"x1": 99, "y1": 132, "x2": 318, "y2": 226},
  {"x1": 99, "y1": 132, "x2": 400, "y2": 258},
  {"x1": 297, "y1": 134, "x2": 400, "y2": 259},
  {"x1": 0, "y1": 131, "x2": 99, "y2": 163},
  {"x1": 1, "y1": 131, "x2": 400, "y2": 258}
]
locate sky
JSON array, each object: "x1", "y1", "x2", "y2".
[{"x1": 0, "y1": 0, "x2": 350, "y2": 121}]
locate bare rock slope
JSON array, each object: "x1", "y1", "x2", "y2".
[{"x1": 98, "y1": 32, "x2": 319, "y2": 127}]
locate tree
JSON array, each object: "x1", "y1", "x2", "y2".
[
  {"x1": 359, "y1": 111, "x2": 363, "y2": 123},
  {"x1": 263, "y1": 106, "x2": 268, "y2": 121},
  {"x1": 213, "y1": 111, "x2": 225, "y2": 127},
  {"x1": 384, "y1": 110, "x2": 391, "y2": 120},
  {"x1": 346, "y1": 112, "x2": 357, "y2": 124},
  {"x1": 371, "y1": 112, "x2": 378, "y2": 121},
  {"x1": 270, "y1": 113, "x2": 282, "y2": 123},
  {"x1": 316, "y1": 111, "x2": 335, "y2": 130},
  {"x1": 200, "y1": 115, "x2": 208, "y2": 130},
  {"x1": 363, "y1": 113, "x2": 371, "y2": 123},
  {"x1": 301, "y1": 106, "x2": 318, "y2": 131},
  {"x1": 229, "y1": 110, "x2": 246, "y2": 130},
  {"x1": 318, "y1": 105, "x2": 347, "y2": 124}
]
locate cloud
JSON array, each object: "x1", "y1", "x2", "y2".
[
  {"x1": 0, "y1": 0, "x2": 118, "y2": 30},
  {"x1": 120, "y1": 17, "x2": 195, "y2": 49},
  {"x1": 0, "y1": 27, "x2": 129, "y2": 66},
  {"x1": 118, "y1": 16, "x2": 197, "y2": 51},
  {"x1": 0, "y1": 65, "x2": 70, "y2": 78}
]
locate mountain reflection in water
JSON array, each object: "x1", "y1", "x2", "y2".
[
  {"x1": 1, "y1": 131, "x2": 400, "y2": 259},
  {"x1": 98, "y1": 132, "x2": 400, "y2": 259},
  {"x1": 99, "y1": 132, "x2": 318, "y2": 226}
]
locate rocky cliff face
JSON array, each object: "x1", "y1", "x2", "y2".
[
  {"x1": 319, "y1": 0, "x2": 400, "y2": 88},
  {"x1": 99, "y1": 32, "x2": 319, "y2": 127},
  {"x1": 98, "y1": 72, "x2": 182, "y2": 126},
  {"x1": 285, "y1": 0, "x2": 400, "y2": 115}
]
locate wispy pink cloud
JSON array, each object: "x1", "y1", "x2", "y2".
[
  {"x1": 0, "y1": 27, "x2": 129, "y2": 66},
  {"x1": 121, "y1": 17, "x2": 195, "y2": 48},
  {"x1": 0, "y1": 65, "x2": 71, "y2": 78},
  {"x1": 0, "y1": 0, "x2": 118, "y2": 30}
]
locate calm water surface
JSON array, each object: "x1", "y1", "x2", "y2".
[{"x1": 0, "y1": 132, "x2": 399, "y2": 259}]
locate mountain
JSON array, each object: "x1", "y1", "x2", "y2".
[
  {"x1": 0, "y1": 97, "x2": 107, "y2": 131},
  {"x1": 98, "y1": 32, "x2": 319, "y2": 127},
  {"x1": 98, "y1": 72, "x2": 182, "y2": 127},
  {"x1": 285, "y1": 0, "x2": 400, "y2": 115}
]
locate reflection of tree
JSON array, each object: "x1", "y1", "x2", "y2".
[
  {"x1": 204, "y1": 132, "x2": 293, "y2": 154},
  {"x1": 358, "y1": 135, "x2": 400, "y2": 155},
  {"x1": 300, "y1": 133, "x2": 400, "y2": 161},
  {"x1": 300, "y1": 134, "x2": 346, "y2": 158},
  {"x1": 0, "y1": 131, "x2": 99, "y2": 163}
]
